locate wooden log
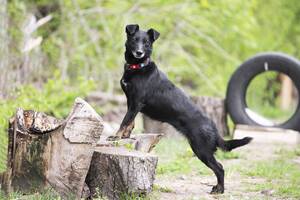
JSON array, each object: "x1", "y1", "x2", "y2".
[
  {"x1": 143, "y1": 96, "x2": 229, "y2": 137},
  {"x1": 1, "y1": 98, "x2": 103, "y2": 199},
  {"x1": 85, "y1": 147, "x2": 158, "y2": 200}
]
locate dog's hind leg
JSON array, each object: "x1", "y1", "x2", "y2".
[
  {"x1": 190, "y1": 142, "x2": 224, "y2": 194},
  {"x1": 205, "y1": 155, "x2": 224, "y2": 194}
]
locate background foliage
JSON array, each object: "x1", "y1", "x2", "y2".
[{"x1": 5, "y1": 0, "x2": 300, "y2": 95}]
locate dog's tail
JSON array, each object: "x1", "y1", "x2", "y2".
[{"x1": 218, "y1": 137, "x2": 253, "y2": 152}]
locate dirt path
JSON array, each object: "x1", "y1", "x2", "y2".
[{"x1": 154, "y1": 138, "x2": 299, "y2": 200}]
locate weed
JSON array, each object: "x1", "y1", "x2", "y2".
[
  {"x1": 119, "y1": 192, "x2": 151, "y2": 200},
  {"x1": 153, "y1": 185, "x2": 173, "y2": 193}
]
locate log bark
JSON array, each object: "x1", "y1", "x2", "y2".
[
  {"x1": 86, "y1": 147, "x2": 158, "y2": 200},
  {"x1": 143, "y1": 96, "x2": 229, "y2": 137},
  {"x1": 1, "y1": 98, "x2": 103, "y2": 199}
]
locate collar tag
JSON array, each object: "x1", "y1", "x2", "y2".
[{"x1": 130, "y1": 64, "x2": 140, "y2": 69}]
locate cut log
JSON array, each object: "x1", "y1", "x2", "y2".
[
  {"x1": 143, "y1": 96, "x2": 229, "y2": 137},
  {"x1": 192, "y1": 96, "x2": 229, "y2": 136},
  {"x1": 86, "y1": 147, "x2": 158, "y2": 200},
  {"x1": 1, "y1": 98, "x2": 103, "y2": 199}
]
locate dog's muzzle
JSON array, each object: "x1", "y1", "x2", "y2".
[{"x1": 132, "y1": 50, "x2": 145, "y2": 59}]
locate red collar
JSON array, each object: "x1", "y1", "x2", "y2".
[{"x1": 126, "y1": 58, "x2": 150, "y2": 70}]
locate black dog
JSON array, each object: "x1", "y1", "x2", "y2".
[{"x1": 115, "y1": 24, "x2": 252, "y2": 194}]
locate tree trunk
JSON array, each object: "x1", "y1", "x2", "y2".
[
  {"x1": 0, "y1": 0, "x2": 8, "y2": 95},
  {"x1": 279, "y1": 73, "x2": 294, "y2": 110},
  {"x1": 143, "y1": 96, "x2": 229, "y2": 137},
  {"x1": 86, "y1": 147, "x2": 158, "y2": 200},
  {"x1": 1, "y1": 98, "x2": 103, "y2": 199}
]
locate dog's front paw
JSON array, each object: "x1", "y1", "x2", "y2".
[
  {"x1": 115, "y1": 122, "x2": 135, "y2": 139},
  {"x1": 210, "y1": 184, "x2": 224, "y2": 194}
]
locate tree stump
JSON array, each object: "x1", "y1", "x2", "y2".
[
  {"x1": 192, "y1": 96, "x2": 229, "y2": 136},
  {"x1": 86, "y1": 147, "x2": 158, "y2": 200},
  {"x1": 1, "y1": 98, "x2": 103, "y2": 199},
  {"x1": 143, "y1": 96, "x2": 229, "y2": 137}
]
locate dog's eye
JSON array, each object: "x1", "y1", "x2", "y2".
[{"x1": 144, "y1": 42, "x2": 150, "y2": 47}]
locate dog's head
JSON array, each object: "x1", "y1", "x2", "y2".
[{"x1": 125, "y1": 24, "x2": 160, "y2": 61}]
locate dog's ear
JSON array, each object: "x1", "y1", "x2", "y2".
[
  {"x1": 126, "y1": 24, "x2": 139, "y2": 35},
  {"x1": 147, "y1": 28, "x2": 160, "y2": 42}
]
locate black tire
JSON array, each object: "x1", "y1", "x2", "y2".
[{"x1": 226, "y1": 52, "x2": 300, "y2": 131}]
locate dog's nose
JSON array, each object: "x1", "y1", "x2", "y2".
[{"x1": 136, "y1": 51, "x2": 144, "y2": 56}]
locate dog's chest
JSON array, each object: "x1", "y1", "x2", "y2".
[{"x1": 120, "y1": 73, "x2": 141, "y2": 91}]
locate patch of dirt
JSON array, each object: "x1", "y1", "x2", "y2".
[{"x1": 154, "y1": 140, "x2": 297, "y2": 200}]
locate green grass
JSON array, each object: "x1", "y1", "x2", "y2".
[
  {"x1": 154, "y1": 137, "x2": 242, "y2": 176},
  {"x1": 153, "y1": 185, "x2": 173, "y2": 193},
  {"x1": 216, "y1": 149, "x2": 241, "y2": 160},
  {"x1": 0, "y1": 189, "x2": 61, "y2": 200},
  {"x1": 243, "y1": 157, "x2": 300, "y2": 199},
  {"x1": 275, "y1": 147, "x2": 300, "y2": 158},
  {"x1": 154, "y1": 137, "x2": 209, "y2": 175}
]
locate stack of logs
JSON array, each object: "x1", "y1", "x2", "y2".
[{"x1": 0, "y1": 98, "x2": 162, "y2": 199}]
